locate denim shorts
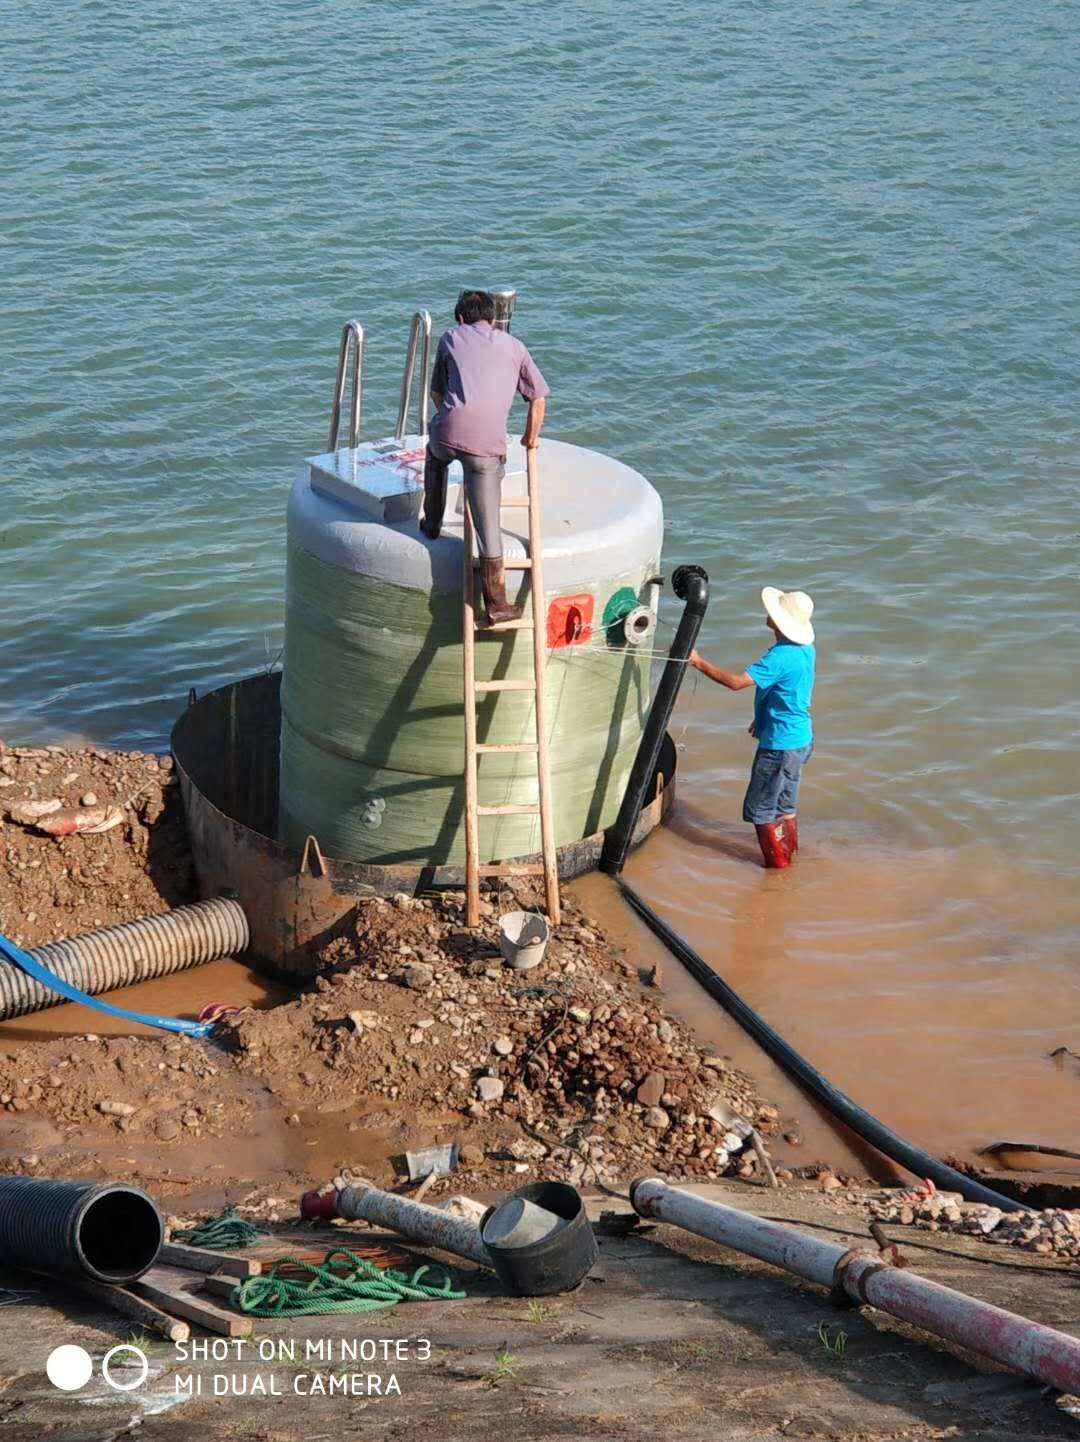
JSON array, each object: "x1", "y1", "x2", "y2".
[{"x1": 742, "y1": 742, "x2": 814, "y2": 824}]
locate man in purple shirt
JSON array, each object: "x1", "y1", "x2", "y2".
[{"x1": 420, "y1": 290, "x2": 550, "y2": 625}]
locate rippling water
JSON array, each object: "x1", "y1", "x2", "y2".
[{"x1": 3, "y1": 0, "x2": 1078, "y2": 1158}]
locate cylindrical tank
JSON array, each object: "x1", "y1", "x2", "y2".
[{"x1": 280, "y1": 436, "x2": 663, "y2": 865}]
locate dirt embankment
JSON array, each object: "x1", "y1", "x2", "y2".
[
  {"x1": 0, "y1": 742, "x2": 790, "y2": 1205},
  {"x1": 223, "y1": 887, "x2": 784, "y2": 1192},
  {"x1": 0, "y1": 741, "x2": 194, "y2": 947}
]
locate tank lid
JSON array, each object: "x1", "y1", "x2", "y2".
[{"x1": 288, "y1": 436, "x2": 663, "y2": 595}]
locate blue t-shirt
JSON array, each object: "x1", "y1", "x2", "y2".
[{"x1": 748, "y1": 641, "x2": 815, "y2": 750}]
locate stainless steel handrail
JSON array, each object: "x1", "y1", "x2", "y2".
[
  {"x1": 492, "y1": 289, "x2": 517, "y2": 331},
  {"x1": 327, "y1": 321, "x2": 364, "y2": 451},
  {"x1": 395, "y1": 310, "x2": 432, "y2": 444}
]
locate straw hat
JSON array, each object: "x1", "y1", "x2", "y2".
[{"x1": 761, "y1": 587, "x2": 815, "y2": 645}]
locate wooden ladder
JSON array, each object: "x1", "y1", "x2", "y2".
[{"x1": 462, "y1": 448, "x2": 560, "y2": 930}]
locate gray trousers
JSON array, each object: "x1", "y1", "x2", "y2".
[{"x1": 426, "y1": 441, "x2": 506, "y2": 559}]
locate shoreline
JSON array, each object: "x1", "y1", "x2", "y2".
[{"x1": 0, "y1": 737, "x2": 814, "y2": 1214}]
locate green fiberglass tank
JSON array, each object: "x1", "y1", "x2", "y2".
[{"x1": 280, "y1": 435, "x2": 663, "y2": 865}]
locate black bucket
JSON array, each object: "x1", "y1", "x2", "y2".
[
  {"x1": 480, "y1": 1181, "x2": 598, "y2": 1296},
  {"x1": 0, "y1": 1177, "x2": 163, "y2": 1284}
]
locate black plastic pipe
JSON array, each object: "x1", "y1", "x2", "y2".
[
  {"x1": 0, "y1": 1177, "x2": 164, "y2": 1283},
  {"x1": 600, "y1": 564, "x2": 709, "y2": 875},
  {"x1": 619, "y1": 882, "x2": 1022, "y2": 1212}
]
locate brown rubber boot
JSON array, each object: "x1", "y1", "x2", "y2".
[
  {"x1": 755, "y1": 821, "x2": 791, "y2": 869},
  {"x1": 480, "y1": 558, "x2": 523, "y2": 626}
]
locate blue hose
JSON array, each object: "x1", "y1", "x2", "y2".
[{"x1": 0, "y1": 932, "x2": 214, "y2": 1038}]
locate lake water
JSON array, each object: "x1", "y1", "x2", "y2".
[{"x1": 3, "y1": 0, "x2": 1078, "y2": 1164}]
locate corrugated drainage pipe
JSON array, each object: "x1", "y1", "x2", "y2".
[
  {"x1": 0, "y1": 1177, "x2": 163, "y2": 1284},
  {"x1": 0, "y1": 898, "x2": 249, "y2": 1020},
  {"x1": 631, "y1": 1177, "x2": 1080, "y2": 1395}
]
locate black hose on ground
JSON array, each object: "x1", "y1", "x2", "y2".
[
  {"x1": 600, "y1": 564, "x2": 709, "y2": 875},
  {"x1": 618, "y1": 880, "x2": 1023, "y2": 1213}
]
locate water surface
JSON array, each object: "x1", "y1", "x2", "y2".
[{"x1": 2, "y1": 0, "x2": 1078, "y2": 1161}]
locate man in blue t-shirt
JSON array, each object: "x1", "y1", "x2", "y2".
[{"x1": 688, "y1": 587, "x2": 816, "y2": 870}]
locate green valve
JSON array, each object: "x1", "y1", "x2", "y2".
[{"x1": 602, "y1": 586, "x2": 639, "y2": 638}]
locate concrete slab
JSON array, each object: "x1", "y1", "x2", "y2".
[{"x1": 0, "y1": 1183, "x2": 1076, "y2": 1440}]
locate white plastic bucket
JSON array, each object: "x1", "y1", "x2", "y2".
[{"x1": 499, "y1": 910, "x2": 551, "y2": 971}]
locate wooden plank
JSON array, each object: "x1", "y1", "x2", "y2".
[
  {"x1": 159, "y1": 1241, "x2": 261, "y2": 1278},
  {"x1": 475, "y1": 742, "x2": 538, "y2": 753},
  {"x1": 474, "y1": 556, "x2": 532, "y2": 569},
  {"x1": 134, "y1": 1264, "x2": 253, "y2": 1337},
  {"x1": 498, "y1": 497, "x2": 530, "y2": 508},
  {"x1": 71, "y1": 1276, "x2": 190, "y2": 1343},
  {"x1": 477, "y1": 864, "x2": 545, "y2": 877},
  {"x1": 478, "y1": 618, "x2": 533, "y2": 632},
  {"x1": 526, "y1": 446, "x2": 562, "y2": 927},
  {"x1": 474, "y1": 679, "x2": 535, "y2": 693},
  {"x1": 462, "y1": 500, "x2": 481, "y2": 929},
  {"x1": 477, "y1": 803, "x2": 540, "y2": 816},
  {"x1": 200, "y1": 1273, "x2": 243, "y2": 1301}
]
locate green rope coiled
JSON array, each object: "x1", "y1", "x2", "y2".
[
  {"x1": 173, "y1": 1206, "x2": 268, "y2": 1251},
  {"x1": 230, "y1": 1248, "x2": 466, "y2": 1318}
]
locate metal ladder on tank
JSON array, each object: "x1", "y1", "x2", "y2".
[{"x1": 461, "y1": 446, "x2": 560, "y2": 930}]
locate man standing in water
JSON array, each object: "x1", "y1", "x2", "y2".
[
  {"x1": 689, "y1": 588, "x2": 815, "y2": 870},
  {"x1": 420, "y1": 290, "x2": 550, "y2": 626}
]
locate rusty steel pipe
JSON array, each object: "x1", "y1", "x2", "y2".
[
  {"x1": 631, "y1": 1178, "x2": 1080, "y2": 1395},
  {"x1": 301, "y1": 1180, "x2": 492, "y2": 1269}
]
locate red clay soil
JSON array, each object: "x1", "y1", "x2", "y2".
[{"x1": 0, "y1": 741, "x2": 795, "y2": 1214}]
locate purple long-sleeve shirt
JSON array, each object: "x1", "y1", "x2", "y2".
[{"x1": 429, "y1": 320, "x2": 550, "y2": 458}]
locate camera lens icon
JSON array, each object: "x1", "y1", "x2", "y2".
[
  {"x1": 46, "y1": 1345, "x2": 93, "y2": 1391},
  {"x1": 46, "y1": 1342, "x2": 148, "y2": 1392}
]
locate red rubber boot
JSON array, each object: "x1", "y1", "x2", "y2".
[
  {"x1": 782, "y1": 813, "x2": 799, "y2": 860},
  {"x1": 755, "y1": 821, "x2": 791, "y2": 869}
]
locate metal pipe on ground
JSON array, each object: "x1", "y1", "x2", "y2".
[
  {"x1": 620, "y1": 880, "x2": 1021, "y2": 1212},
  {"x1": 0, "y1": 1177, "x2": 163, "y2": 1284},
  {"x1": 631, "y1": 1177, "x2": 1080, "y2": 1395},
  {"x1": 600, "y1": 563, "x2": 709, "y2": 875},
  {"x1": 0, "y1": 898, "x2": 249, "y2": 1020},
  {"x1": 301, "y1": 1179, "x2": 493, "y2": 1269}
]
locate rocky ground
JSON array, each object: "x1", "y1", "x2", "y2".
[
  {"x1": 221, "y1": 887, "x2": 786, "y2": 1194},
  {"x1": 0, "y1": 741, "x2": 793, "y2": 1205},
  {"x1": 0, "y1": 884, "x2": 789, "y2": 1204},
  {"x1": 821, "y1": 1183, "x2": 1080, "y2": 1264},
  {"x1": 1, "y1": 740, "x2": 1077, "y2": 1269},
  {"x1": 0, "y1": 741, "x2": 194, "y2": 948}
]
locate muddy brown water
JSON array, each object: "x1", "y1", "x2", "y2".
[
  {"x1": 583, "y1": 778, "x2": 1080, "y2": 1178},
  {"x1": 3, "y1": 778, "x2": 1078, "y2": 1185}
]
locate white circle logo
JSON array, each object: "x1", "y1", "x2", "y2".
[
  {"x1": 46, "y1": 1344, "x2": 93, "y2": 1391},
  {"x1": 102, "y1": 1343, "x2": 149, "y2": 1391}
]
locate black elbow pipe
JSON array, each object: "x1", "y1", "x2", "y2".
[
  {"x1": 618, "y1": 881, "x2": 1023, "y2": 1213},
  {"x1": 600, "y1": 564, "x2": 709, "y2": 875}
]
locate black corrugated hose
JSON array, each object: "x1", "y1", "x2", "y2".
[{"x1": 0, "y1": 1177, "x2": 163, "y2": 1283}]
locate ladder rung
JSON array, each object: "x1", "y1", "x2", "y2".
[
  {"x1": 479, "y1": 619, "x2": 533, "y2": 632},
  {"x1": 474, "y1": 557, "x2": 532, "y2": 569},
  {"x1": 476, "y1": 804, "x2": 540, "y2": 816},
  {"x1": 477, "y1": 864, "x2": 545, "y2": 877},
  {"x1": 475, "y1": 742, "x2": 539, "y2": 754},
  {"x1": 499, "y1": 497, "x2": 530, "y2": 508},
  {"x1": 474, "y1": 679, "x2": 535, "y2": 693}
]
